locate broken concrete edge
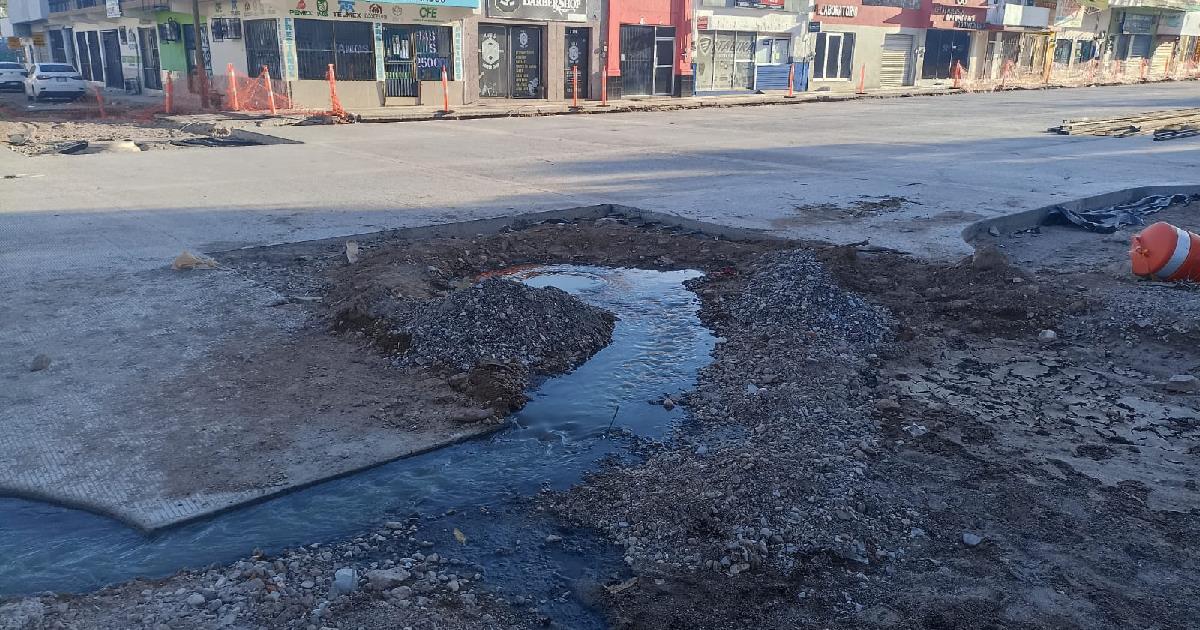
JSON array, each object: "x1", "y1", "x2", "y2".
[
  {"x1": 0, "y1": 425, "x2": 504, "y2": 535},
  {"x1": 354, "y1": 89, "x2": 966, "y2": 123},
  {"x1": 351, "y1": 76, "x2": 1198, "y2": 123},
  {"x1": 212, "y1": 203, "x2": 789, "y2": 261},
  {"x1": 961, "y1": 184, "x2": 1200, "y2": 244}
]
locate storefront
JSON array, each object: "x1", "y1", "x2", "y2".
[
  {"x1": 469, "y1": 0, "x2": 600, "y2": 101},
  {"x1": 922, "y1": 0, "x2": 987, "y2": 80},
  {"x1": 206, "y1": 0, "x2": 475, "y2": 108},
  {"x1": 803, "y1": 0, "x2": 924, "y2": 91},
  {"x1": 604, "y1": 0, "x2": 691, "y2": 98},
  {"x1": 1050, "y1": 0, "x2": 1104, "y2": 72},
  {"x1": 47, "y1": 1, "x2": 158, "y2": 93},
  {"x1": 693, "y1": 10, "x2": 804, "y2": 93},
  {"x1": 1154, "y1": 10, "x2": 1200, "y2": 73}
]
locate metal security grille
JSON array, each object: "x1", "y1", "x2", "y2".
[
  {"x1": 880, "y1": 33, "x2": 913, "y2": 87},
  {"x1": 243, "y1": 19, "x2": 282, "y2": 79},
  {"x1": 294, "y1": 19, "x2": 376, "y2": 81}
]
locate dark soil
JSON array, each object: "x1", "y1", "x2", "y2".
[{"x1": 8, "y1": 213, "x2": 1198, "y2": 630}]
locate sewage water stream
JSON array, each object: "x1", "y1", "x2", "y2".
[{"x1": 0, "y1": 266, "x2": 714, "y2": 626}]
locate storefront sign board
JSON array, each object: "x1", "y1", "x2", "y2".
[{"x1": 485, "y1": 0, "x2": 596, "y2": 22}]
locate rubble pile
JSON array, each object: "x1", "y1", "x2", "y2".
[{"x1": 399, "y1": 278, "x2": 616, "y2": 375}]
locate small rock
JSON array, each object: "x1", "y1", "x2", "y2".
[
  {"x1": 1037, "y1": 329, "x2": 1057, "y2": 344},
  {"x1": 365, "y1": 568, "x2": 410, "y2": 591},
  {"x1": 661, "y1": 396, "x2": 675, "y2": 411},
  {"x1": 962, "y1": 532, "x2": 984, "y2": 547},
  {"x1": 1166, "y1": 374, "x2": 1199, "y2": 393},
  {"x1": 446, "y1": 580, "x2": 460, "y2": 592},
  {"x1": 186, "y1": 593, "x2": 207, "y2": 607},
  {"x1": 332, "y1": 568, "x2": 358, "y2": 595},
  {"x1": 987, "y1": 226, "x2": 1001, "y2": 237},
  {"x1": 301, "y1": 580, "x2": 315, "y2": 589},
  {"x1": 30, "y1": 354, "x2": 51, "y2": 372},
  {"x1": 544, "y1": 534, "x2": 563, "y2": 543},
  {"x1": 695, "y1": 445, "x2": 709, "y2": 456},
  {"x1": 345, "y1": 241, "x2": 360, "y2": 264},
  {"x1": 8, "y1": 133, "x2": 28, "y2": 146},
  {"x1": 874, "y1": 398, "x2": 901, "y2": 413},
  {"x1": 970, "y1": 244, "x2": 1007, "y2": 271},
  {"x1": 384, "y1": 521, "x2": 405, "y2": 530}
]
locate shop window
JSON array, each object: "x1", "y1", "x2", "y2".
[
  {"x1": 1053, "y1": 39, "x2": 1072, "y2": 64},
  {"x1": 48, "y1": 30, "x2": 68, "y2": 64},
  {"x1": 211, "y1": 18, "x2": 243, "y2": 41},
  {"x1": 1075, "y1": 40, "x2": 1097, "y2": 63},
  {"x1": 295, "y1": 19, "x2": 376, "y2": 81},
  {"x1": 244, "y1": 19, "x2": 281, "y2": 79},
  {"x1": 754, "y1": 37, "x2": 790, "y2": 65},
  {"x1": 813, "y1": 31, "x2": 854, "y2": 80}
]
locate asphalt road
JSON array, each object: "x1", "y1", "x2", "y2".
[{"x1": 1, "y1": 82, "x2": 1198, "y2": 529}]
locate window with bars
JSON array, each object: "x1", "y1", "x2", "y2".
[
  {"x1": 294, "y1": 19, "x2": 376, "y2": 81},
  {"x1": 211, "y1": 18, "x2": 243, "y2": 41},
  {"x1": 813, "y1": 31, "x2": 855, "y2": 80},
  {"x1": 243, "y1": 19, "x2": 282, "y2": 79}
]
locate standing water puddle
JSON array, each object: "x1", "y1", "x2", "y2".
[{"x1": 0, "y1": 266, "x2": 713, "y2": 626}]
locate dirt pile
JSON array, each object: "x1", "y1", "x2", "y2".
[
  {"x1": 400, "y1": 278, "x2": 616, "y2": 375},
  {"x1": 1, "y1": 119, "x2": 205, "y2": 155}
]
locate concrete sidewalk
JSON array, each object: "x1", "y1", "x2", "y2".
[{"x1": 349, "y1": 86, "x2": 957, "y2": 122}]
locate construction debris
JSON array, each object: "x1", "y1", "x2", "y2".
[
  {"x1": 1049, "y1": 108, "x2": 1200, "y2": 136},
  {"x1": 1043, "y1": 193, "x2": 1199, "y2": 233},
  {"x1": 171, "y1": 250, "x2": 218, "y2": 270}
]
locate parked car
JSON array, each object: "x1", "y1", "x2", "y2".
[
  {"x1": 25, "y1": 63, "x2": 88, "y2": 101},
  {"x1": 0, "y1": 62, "x2": 28, "y2": 92}
]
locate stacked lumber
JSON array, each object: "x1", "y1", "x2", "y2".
[{"x1": 1049, "y1": 108, "x2": 1200, "y2": 136}]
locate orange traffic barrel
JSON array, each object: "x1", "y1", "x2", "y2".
[{"x1": 1131, "y1": 221, "x2": 1200, "y2": 281}]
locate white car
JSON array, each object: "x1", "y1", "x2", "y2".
[
  {"x1": 0, "y1": 62, "x2": 28, "y2": 92},
  {"x1": 25, "y1": 63, "x2": 88, "y2": 101}
]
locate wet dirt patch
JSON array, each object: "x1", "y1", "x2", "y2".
[
  {"x1": 774, "y1": 195, "x2": 916, "y2": 227},
  {"x1": 5, "y1": 210, "x2": 1199, "y2": 630}
]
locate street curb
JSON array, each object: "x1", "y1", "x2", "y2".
[{"x1": 961, "y1": 184, "x2": 1200, "y2": 244}]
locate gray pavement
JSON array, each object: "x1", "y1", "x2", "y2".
[{"x1": 2, "y1": 82, "x2": 1199, "y2": 530}]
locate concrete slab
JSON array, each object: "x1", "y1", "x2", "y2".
[{"x1": 2, "y1": 82, "x2": 1199, "y2": 530}]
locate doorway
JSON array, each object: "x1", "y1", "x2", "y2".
[
  {"x1": 138, "y1": 27, "x2": 161, "y2": 90},
  {"x1": 478, "y1": 24, "x2": 544, "y2": 99},
  {"x1": 100, "y1": 30, "x2": 123, "y2": 88},
  {"x1": 75, "y1": 31, "x2": 92, "y2": 81},
  {"x1": 923, "y1": 29, "x2": 970, "y2": 79},
  {"x1": 564, "y1": 27, "x2": 589, "y2": 99},
  {"x1": 383, "y1": 25, "x2": 453, "y2": 99},
  {"x1": 619, "y1": 25, "x2": 674, "y2": 96},
  {"x1": 86, "y1": 32, "x2": 103, "y2": 84}
]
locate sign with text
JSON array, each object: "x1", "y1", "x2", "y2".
[
  {"x1": 106, "y1": 0, "x2": 122, "y2": 17},
  {"x1": 817, "y1": 5, "x2": 858, "y2": 17},
  {"x1": 485, "y1": 0, "x2": 595, "y2": 22},
  {"x1": 808, "y1": 20, "x2": 821, "y2": 32},
  {"x1": 734, "y1": 0, "x2": 785, "y2": 9}
]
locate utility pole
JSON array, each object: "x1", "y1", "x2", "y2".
[{"x1": 191, "y1": 0, "x2": 210, "y2": 108}]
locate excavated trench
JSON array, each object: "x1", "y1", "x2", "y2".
[{"x1": 0, "y1": 264, "x2": 713, "y2": 627}]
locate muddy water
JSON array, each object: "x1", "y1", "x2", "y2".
[{"x1": 0, "y1": 266, "x2": 713, "y2": 627}]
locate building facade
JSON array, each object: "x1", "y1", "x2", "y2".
[
  {"x1": 604, "y1": 0, "x2": 691, "y2": 97},
  {"x1": 804, "y1": 0, "x2": 925, "y2": 91},
  {"x1": 465, "y1": 0, "x2": 602, "y2": 101}
]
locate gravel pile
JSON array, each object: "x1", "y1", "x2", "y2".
[
  {"x1": 399, "y1": 278, "x2": 616, "y2": 375},
  {"x1": 728, "y1": 251, "x2": 891, "y2": 347},
  {"x1": 550, "y1": 250, "x2": 903, "y2": 614}
]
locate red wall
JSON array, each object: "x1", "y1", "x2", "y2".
[{"x1": 606, "y1": 0, "x2": 693, "y2": 75}]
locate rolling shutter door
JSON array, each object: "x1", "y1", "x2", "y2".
[
  {"x1": 880, "y1": 34, "x2": 913, "y2": 87},
  {"x1": 1151, "y1": 39, "x2": 1174, "y2": 74}
]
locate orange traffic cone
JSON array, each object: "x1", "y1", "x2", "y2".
[{"x1": 1131, "y1": 221, "x2": 1200, "y2": 281}]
